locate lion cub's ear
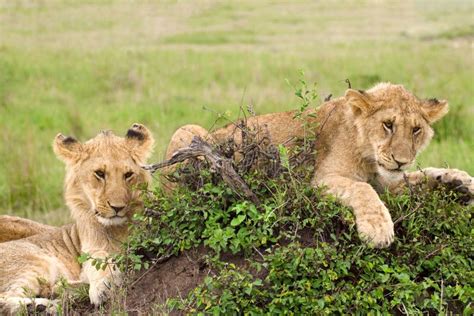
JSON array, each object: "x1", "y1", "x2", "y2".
[
  {"x1": 420, "y1": 98, "x2": 449, "y2": 124},
  {"x1": 125, "y1": 123, "x2": 154, "y2": 162},
  {"x1": 53, "y1": 134, "x2": 83, "y2": 164},
  {"x1": 345, "y1": 89, "x2": 373, "y2": 115}
]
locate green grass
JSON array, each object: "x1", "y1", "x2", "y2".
[
  {"x1": 422, "y1": 24, "x2": 474, "y2": 40},
  {"x1": 0, "y1": 0, "x2": 473, "y2": 224},
  {"x1": 163, "y1": 30, "x2": 258, "y2": 45}
]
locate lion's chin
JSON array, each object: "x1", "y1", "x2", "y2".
[
  {"x1": 377, "y1": 165, "x2": 404, "y2": 182},
  {"x1": 96, "y1": 215, "x2": 128, "y2": 226}
]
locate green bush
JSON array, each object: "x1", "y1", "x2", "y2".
[{"x1": 117, "y1": 162, "x2": 472, "y2": 315}]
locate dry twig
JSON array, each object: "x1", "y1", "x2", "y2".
[{"x1": 144, "y1": 136, "x2": 260, "y2": 205}]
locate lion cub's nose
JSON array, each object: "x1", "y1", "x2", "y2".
[
  {"x1": 108, "y1": 202, "x2": 126, "y2": 214},
  {"x1": 394, "y1": 159, "x2": 408, "y2": 169},
  {"x1": 392, "y1": 155, "x2": 410, "y2": 169}
]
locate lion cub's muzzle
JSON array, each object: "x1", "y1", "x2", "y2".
[
  {"x1": 95, "y1": 201, "x2": 131, "y2": 225},
  {"x1": 108, "y1": 202, "x2": 128, "y2": 216},
  {"x1": 378, "y1": 161, "x2": 412, "y2": 173},
  {"x1": 377, "y1": 152, "x2": 414, "y2": 173}
]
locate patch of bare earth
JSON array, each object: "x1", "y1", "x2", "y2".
[{"x1": 126, "y1": 247, "x2": 208, "y2": 314}]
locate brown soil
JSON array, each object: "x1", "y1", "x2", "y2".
[
  {"x1": 73, "y1": 247, "x2": 210, "y2": 315},
  {"x1": 126, "y1": 246, "x2": 208, "y2": 314}
]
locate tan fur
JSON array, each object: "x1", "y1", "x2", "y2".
[
  {"x1": 0, "y1": 215, "x2": 55, "y2": 243},
  {"x1": 0, "y1": 123, "x2": 154, "y2": 314},
  {"x1": 165, "y1": 83, "x2": 473, "y2": 248}
]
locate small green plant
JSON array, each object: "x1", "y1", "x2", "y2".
[
  {"x1": 286, "y1": 70, "x2": 319, "y2": 118},
  {"x1": 168, "y1": 264, "x2": 265, "y2": 314},
  {"x1": 54, "y1": 278, "x2": 90, "y2": 315},
  {"x1": 78, "y1": 252, "x2": 115, "y2": 271}
]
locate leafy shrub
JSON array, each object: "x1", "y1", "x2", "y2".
[{"x1": 116, "y1": 162, "x2": 473, "y2": 315}]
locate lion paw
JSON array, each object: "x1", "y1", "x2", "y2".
[
  {"x1": 425, "y1": 168, "x2": 474, "y2": 204},
  {"x1": 357, "y1": 214, "x2": 394, "y2": 248},
  {"x1": 26, "y1": 298, "x2": 58, "y2": 315},
  {"x1": 89, "y1": 279, "x2": 112, "y2": 306}
]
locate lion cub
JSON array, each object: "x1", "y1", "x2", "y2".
[
  {"x1": 165, "y1": 83, "x2": 473, "y2": 248},
  {"x1": 0, "y1": 124, "x2": 154, "y2": 314}
]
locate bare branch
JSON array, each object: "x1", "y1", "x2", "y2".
[{"x1": 143, "y1": 136, "x2": 260, "y2": 205}]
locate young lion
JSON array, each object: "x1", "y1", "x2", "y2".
[
  {"x1": 0, "y1": 123, "x2": 154, "y2": 314},
  {"x1": 165, "y1": 83, "x2": 473, "y2": 248}
]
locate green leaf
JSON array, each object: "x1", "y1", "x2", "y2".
[
  {"x1": 231, "y1": 215, "x2": 246, "y2": 226},
  {"x1": 278, "y1": 144, "x2": 290, "y2": 169},
  {"x1": 77, "y1": 252, "x2": 90, "y2": 264}
]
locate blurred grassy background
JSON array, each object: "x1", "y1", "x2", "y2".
[{"x1": 0, "y1": 0, "x2": 472, "y2": 225}]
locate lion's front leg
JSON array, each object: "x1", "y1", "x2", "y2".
[
  {"x1": 81, "y1": 252, "x2": 122, "y2": 306},
  {"x1": 402, "y1": 168, "x2": 473, "y2": 204},
  {"x1": 315, "y1": 175, "x2": 394, "y2": 248}
]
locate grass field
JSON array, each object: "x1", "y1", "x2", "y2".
[{"x1": 0, "y1": 0, "x2": 473, "y2": 225}]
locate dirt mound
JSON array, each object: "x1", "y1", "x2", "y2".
[
  {"x1": 126, "y1": 247, "x2": 207, "y2": 314},
  {"x1": 72, "y1": 247, "x2": 209, "y2": 315}
]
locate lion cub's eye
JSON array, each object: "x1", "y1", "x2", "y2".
[
  {"x1": 124, "y1": 171, "x2": 134, "y2": 180},
  {"x1": 383, "y1": 121, "x2": 393, "y2": 132},
  {"x1": 413, "y1": 127, "x2": 421, "y2": 135},
  {"x1": 95, "y1": 170, "x2": 106, "y2": 179}
]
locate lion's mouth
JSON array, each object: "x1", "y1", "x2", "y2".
[
  {"x1": 378, "y1": 163, "x2": 403, "y2": 173},
  {"x1": 108, "y1": 215, "x2": 124, "y2": 219},
  {"x1": 95, "y1": 210, "x2": 127, "y2": 225}
]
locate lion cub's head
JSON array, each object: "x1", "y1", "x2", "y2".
[
  {"x1": 345, "y1": 83, "x2": 449, "y2": 180},
  {"x1": 53, "y1": 123, "x2": 154, "y2": 226}
]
